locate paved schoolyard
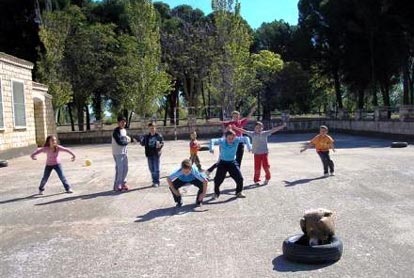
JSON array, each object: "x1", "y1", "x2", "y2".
[{"x1": 0, "y1": 133, "x2": 413, "y2": 278}]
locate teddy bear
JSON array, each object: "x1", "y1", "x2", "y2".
[{"x1": 300, "y1": 208, "x2": 335, "y2": 246}]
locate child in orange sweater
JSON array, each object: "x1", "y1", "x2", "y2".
[{"x1": 300, "y1": 125, "x2": 335, "y2": 177}]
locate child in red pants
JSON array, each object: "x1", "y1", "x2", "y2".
[{"x1": 232, "y1": 121, "x2": 286, "y2": 185}]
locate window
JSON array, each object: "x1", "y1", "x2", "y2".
[
  {"x1": 0, "y1": 78, "x2": 3, "y2": 129},
  {"x1": 12, "y1": 80, "x2": 26, "y2": 128}
]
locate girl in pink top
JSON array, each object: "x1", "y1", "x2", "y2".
[{"x1": 31, "y1": 135, "x2": 76, "y2": 195}]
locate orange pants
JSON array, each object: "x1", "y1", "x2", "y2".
[{"x1": 254, "y1": 153, "x2": 271, "y2": 182}]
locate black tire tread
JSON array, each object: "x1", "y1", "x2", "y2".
[
  {"x1": 391, "y1": 142, "x2": 408, "y2": 148},
  {"x1": 282, "y1": 234, "x2": 343, "y2": 264}
]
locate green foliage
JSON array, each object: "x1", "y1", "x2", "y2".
[
  {"x1": 37, "y1": 8, "x2": 76, "y2": 108},
  {"x1": 211, "y1": 0, "x2": 258, "y2": 116},
  {"x1": 252, "y1": 50, "x2": 284, "y2": 79},
  {"x1": 123, "y1": 0, "x2": 171, "y2": 115}
]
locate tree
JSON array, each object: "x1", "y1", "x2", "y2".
[
  {"x1": 253, "y1": 20, "x2": 296, "y2": 61},
  {"x1": 123, "y1": 0, "x2": 171, "y2": 116},
  {"x1": 211, "y1": 0, "x2": 257, "y2": 118},
  {"x1": 251, "y1": 50, "x2": 284, "y2": 120},
  {"x1": 37, "y1": 8, "x2": 74, "y2": 110}
]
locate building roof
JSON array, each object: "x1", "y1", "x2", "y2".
[{"x1": 0, "y1": 52, "x2": 34, "y2": 69}]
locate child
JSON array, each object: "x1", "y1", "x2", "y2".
[
  {"x1": 31, "y1": 135, "x2": 76, "y2": 194},
  {"x1": 205, "y1": 125, "x2": 233, "y2": 177},
  {"x1": 300, "y1": 125, "x2": 335, "y2": 177},
  {"x1": 232, "y1": 121, "x2": 286, "y2": 185},
  {"x1": 112, "y1": 115, "x2": 131, "y2": 191},
  {"x1": 209, "y1": 130, "x2": 252, "y2": 199},
  {"x1": 189, "y1": 131, "x2": 202, "y2": 171},
  {"x1": 221, "y1": 106, "x2": 256, "y2": 166},
  {"x1": 167, "y1": 159, "x2": 208, "y2": 207},
  {"x1": 140, "y1": 122, "x2": 164, "y2": 187}
]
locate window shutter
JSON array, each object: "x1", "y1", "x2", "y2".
[{"x1": 12, "y1": 81, "x2": 26, "y2": 127}]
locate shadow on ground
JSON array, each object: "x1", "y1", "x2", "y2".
[
  {"x1": 0, "y1": 192, "x2": 66, "y2": 205},
  {"x1": 272, "y1": 255, "x2": 335, "y2": 272},
  {"x1": 135, "y1": 204, "x2": 208, "y2": 222},
  {"x1": 34, "y1": 185, "x2": 153, "y2": 206},
  {"x1": 283, "y1": 176, "x2": 327, "y2": 187}
]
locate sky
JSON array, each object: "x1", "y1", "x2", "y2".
[{"x1": 157, "y1": 0, "x2": 299, "y2": 29}]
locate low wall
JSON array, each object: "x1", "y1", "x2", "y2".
[
  {"x1": 57, "y1": 119, "x2": 414, "y2": 145},
  {"x1": 57, "y1": 124, "x2": 225, "y2": 144}
]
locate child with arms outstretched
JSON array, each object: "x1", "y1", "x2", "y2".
[{"x1": 31, "y1": 135, "x2": 76, "y2": 194}]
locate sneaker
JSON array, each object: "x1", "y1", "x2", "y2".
[
  {"x1": 324, "y1": 173, "x2": 329, "y2": 177},
  {"x1": 263, "y1": 180, "x2": 269, "y2": 185},
  {"x1": 114, "y1": 185, "x2": 122, "y2": 192},
  {"x1": 212, "y1": 193, "x2": 220, "y2": 200},
  {"x1": 38, "y1": 189, "x2": 44, "y2": 195},
  {"x1": 121, "y1": 184, "x2": 129, "y2": 191},
  {"x1": 152, "y1": 183, "x2": 159, "y2": 188},
  {"x1": 66, "y1": 188, "x2": 73, "y2": 194},
  {"x1": 176, "y1": 201, "x2": 183, "y2": 208},
  {"x1": 195, "y1": 201, "x2": 202, "y2": 208},
  {"x1": 330, "y1": 172, "x2": 335, "y2": 176},
  {"x1": 236, "y1": 192, "x2": 246, "y2": 198}
]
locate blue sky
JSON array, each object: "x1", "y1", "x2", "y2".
[{"x1": 157, "y1": 0, "x2": 299, "y2": 29}]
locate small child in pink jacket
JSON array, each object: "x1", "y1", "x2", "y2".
[{"x1": 31, "y1": 135, "x2": 76, "y2": 195}]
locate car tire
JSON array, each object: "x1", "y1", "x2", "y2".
[
  {"x1": 282, "y1": 234, "x2": 343, "y2": 264},
  {"x1": 390, "y1": 142, "x2": 408, "y2": 148},
  {"x1": 0, "y1": 160, "x2": 8, "y2": 168}
]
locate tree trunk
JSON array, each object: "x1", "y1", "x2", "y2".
[
  {"x1": 176, "y1": 93, "x2": 180, "y2": 125},
  {"x1": 163, "y1": 95, "x2": 168, "y2": 126},
  {"x1": 201, "y1": 81, "x2": 209, "y2": 120},
  {"x1": 381, "y1": 85, "x2": 391, "y2": 107},
  {"x1": 369, "y1": 30, "x2": 378, "y2": 107},
  {"x1": 122, "y1": 109, "x2": 129, "y2": 128},
  {"x1": 333, "y1": 69, "x2": 343, "y2": 109},
  {"x1": 77, "y1": 103, "x2": 84, "y2": 131},
  {"x1": 128, "y1": 111, "x2": 134, "y2": 128},
  {"x1": 257, "y1": 90, "x2": 261, "y2": 120},
  {"x1": 68, "y1": 103, "x2": 75, "y2": 131},
  {"x1": 262, "y1": 87, "x2": 271, "y2": 121},
  {"x1": 85, "y1": 105, "x2": 90, "y2": 131},
  {"x1": 93, "y1": 91, "x2": 102, "y2": 121},
  {"x1": 402, "y1": 60, "x2": 410, "y2": 105},
  {"x1": 56, "y1": 107, "x2": 61, "y2": 125},
  {"x1": 357, "y1": 88, "x2": 364, "y2": 109},
  {"x1": 207, "y1": 86, "x2": 211, "y2": 118}
]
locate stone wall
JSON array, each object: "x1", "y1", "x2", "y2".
[
  {"x1": 57, "y1": 118, "x2": 414, "y2": 145},
  {"x1": 58, "y1": 124, "x2": 225, "y2": 145}
]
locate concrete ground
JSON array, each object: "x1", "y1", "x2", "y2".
[{"x1": 0, "y1": 133, "x2": 413, "y2": 278}]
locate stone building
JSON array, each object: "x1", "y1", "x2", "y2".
[{"x1": 0, "y1": 52, "x2": 56, "y2": 159}]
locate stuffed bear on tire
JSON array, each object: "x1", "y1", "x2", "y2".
[{"x1": 282, "y1": 208, "x2": 343, "y2": 264}]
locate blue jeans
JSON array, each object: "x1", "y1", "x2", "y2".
[
  {"x1": 39, "y1": 164, "x2": 70, "y2": 191},
  {"x1": 113, "y1": 154, "x2": 128, "y2": 189},
  {"x1": 147, "y1": 155, "x2": 160, "y2": 184},
  {"x1": 317, "y1": 151, "x2": 334, "y2": 174}
]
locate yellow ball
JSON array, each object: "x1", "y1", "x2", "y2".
[{"x1": 85, "y1": 159, "x2": 92, "y2": 167}]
